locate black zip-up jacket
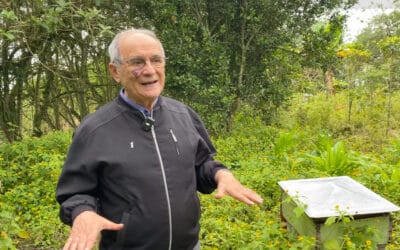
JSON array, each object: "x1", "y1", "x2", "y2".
[{"x1": 56, "y1": 95, "x2": 226, "y2": 250}]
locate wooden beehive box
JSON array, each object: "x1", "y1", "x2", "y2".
[{"x1": 278, "y1": 176, "x2": 400, "y2": 249}]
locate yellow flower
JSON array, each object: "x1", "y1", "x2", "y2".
[
  {"x1": 297, "y1": 236, "x2": 303, "y2": 241},
  {"x1": 0, "y1": 231, "x2": 8, "y2": 239},
  {"x1": 346, "y1": 241, "x2": 352, "y2": 246},
  {"x1": 366, "y1": 240, "x2": 372, "y2": 246},
  {"x1": 337, "y1": 50, "x2": 346, "y2": 58}
]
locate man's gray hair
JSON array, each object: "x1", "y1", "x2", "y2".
[{"x1": 108, "y1": 28, "x2": 164, "y2": 65}]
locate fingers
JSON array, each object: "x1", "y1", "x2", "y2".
[
  {"x1": 214, "y1": 188, "x2": 225, "y2": 199},
  {"x1": 214, "y1": 169, "x2": 263, "y2": 205},
  {"x1": 63, "y1": 232, "x2": 97, "y2": 250},
  {"x1": 103, "y1": 220, "x2": 124, "y2": 231},
  {"x1": 235, "y1": 187, "x2": 263, "y2": 205},
  {"x1": 62, "y1": 211, "x2": 123, "y2": 250},
  {"x1": 63, "y1": 237, "x2": 72, "y2": 250},
  {"x1": 217, "y1": 185, "x2": 263, "y2": 205}
]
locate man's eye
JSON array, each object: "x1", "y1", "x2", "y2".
[
  {"x1": 151, "y1": 57, "x2": 163, "y2": 63},
  {"x1": 128, "y1": 59, "x2": 144, "y2": 66}
]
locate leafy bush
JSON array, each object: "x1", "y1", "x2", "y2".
[
  {"x1": 276, "y1": 90, "x2": 400, "y2": 153},
  {"x1": 0, "y1": 131, "x2": 71, "y2": 249},
  {"x1": 299, "y1": 136, "x2": 364, "y2": 176},
  {"x1": 1, "y1": 103, "x2": 400, "y2": 249}
]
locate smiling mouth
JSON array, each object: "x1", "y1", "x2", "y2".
[{"x1": 142, "y1": 80, "x2": 158, "y2": 86}]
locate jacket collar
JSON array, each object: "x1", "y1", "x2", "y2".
[{"x1": 116, "y1": 91, "x2": 162, "y2": 117}]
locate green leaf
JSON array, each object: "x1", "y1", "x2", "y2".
[
  {"x1": 17, "y1": 230, "x2": 30, "y2": 239},
  {"x1": 1, "y1": 10, "x2": 17, "y2": 21},
  {"x1": 323, "y1": 239, "x2": 341, "y2": 250},
  {"x1": 4, "y1": 33, "x2": 15, "y2": 41},
  {"x1": 293, "y1": 206, "x2": 305, "y2": 218},
  {"x1": 342, "y1": 217, "x2": 351, "y2": 223},
  {"x1": 325, "y1": 216, "x2": 337, "y2": 226}
]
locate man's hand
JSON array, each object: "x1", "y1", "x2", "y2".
[
  {"x1": 214, "y1": 169, "x2": 263, "y2": 205},
  {"x1": 63, "y1": 211, "x2": 124, "y2": 250}
]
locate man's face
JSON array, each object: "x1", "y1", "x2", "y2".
[{"x1": 109, "y1": 33, "x2": 165, "y2": 108}]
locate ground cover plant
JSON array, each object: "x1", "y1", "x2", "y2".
[
  {"x1": 1, "y1": 2, "x2": 400, "y2": 249},
  {"x1": 1, "y1": 90, "x2": 400, "y2": 249},
  {"x1": 0, "y1": 132, "x2": 70, "y2": 250}
]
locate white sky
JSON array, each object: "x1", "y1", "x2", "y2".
[{"x1": 344, "y1": 0, "x2": 398, "y2": 42}]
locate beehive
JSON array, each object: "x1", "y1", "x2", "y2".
[{"x1": 278, "y1": 176, "x2": 400, "y2": 249}]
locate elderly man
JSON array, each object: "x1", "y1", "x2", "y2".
[{"x1": 56, "y1": 28, "x2": 262, "y2": 250}]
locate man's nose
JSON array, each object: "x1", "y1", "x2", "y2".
[{"x1": 141, "y1": 60, "x2": 157, "y2": 74}]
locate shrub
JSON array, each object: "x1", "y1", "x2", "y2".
[
  {"x1": 1, "y1": 107, "x2": 400, "y2": 249},
  {"x1": 0, "y1": 131, "x2": 71, "y2": 249}
]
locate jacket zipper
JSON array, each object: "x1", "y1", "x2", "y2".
[
  {"x1": 151, "y1": 125, "x2": 173, "y2": 250},
  {"x1": 169, "y1": 129, "x2": 180, "y2": 155}
]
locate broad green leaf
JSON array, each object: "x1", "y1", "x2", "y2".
[
  {"x1": 325, "y1": 216, "x2": 337, "y2": 226},
  {"x1": 17, "y1": 230, "x2": 30, "y2": 239},
  {"x1": 323, "y1": 239, "x2": 341, "y2": 250},
  {"x1": 293, "y1": 206, "x2": 305, "y2": 218}
]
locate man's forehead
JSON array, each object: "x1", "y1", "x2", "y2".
[
  {"x1": 121, "y1": 33, "x2": 159, "y2": 46},
  {"x1": 119, "y1": 33, "x2": 162, "y2": 54}
]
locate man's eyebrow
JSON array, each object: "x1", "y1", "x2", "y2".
[
  {"x1": 127, "y1": 55, "x2": 163, "y2": 59},
  {"x1": 127, "y1": 56, "x2": 144, "y2": 60}
]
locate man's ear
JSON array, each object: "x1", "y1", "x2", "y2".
[{"x1": 109, "y1": 63, "x2": 120, "y2": 82}]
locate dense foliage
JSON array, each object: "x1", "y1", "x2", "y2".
[
  {"x1": 0, "y1": 132, "x2": 70, "y2": 249},
  {"x1": 0, "y1": 0, "x2": 356, "y2": 142},
  {"x1": 1, "y1": 88, "x2": 400, "y2": 249},
  {"x1": 2, "y1": 1, "x2": 400, "y2": 249}
]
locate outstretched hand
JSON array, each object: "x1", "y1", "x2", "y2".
[
  {"x1": 63, "y1": 211, "x2": 124, "y2": 250},
  {"x1": 214, "y1": 169, "x2": 263, "y2": 205}
]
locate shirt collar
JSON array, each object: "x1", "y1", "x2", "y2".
[{"x1": 119, "y1": 89, "x2": 158, "y2": 117}]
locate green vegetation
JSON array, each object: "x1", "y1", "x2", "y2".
[
  {"x1": 2, "y1": 0, "x2": 400, "y2": 249},
  {"x1": 0, "y1": 0, "x2": 357, "y2": 141},
  {"x1": 2, "y1": 89, "x2": 400, "y2": 249},
  {"x1": 0, "y1": 132, "x2": 70, "y2": 249}
]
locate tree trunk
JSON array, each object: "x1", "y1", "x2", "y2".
[
  {"x1": 385, "y1": 66, "x2": 392, "y2": 137},
  {"x1": 0, "y1": 39, "x2": 23, "y2": 142},
  {"x1": 227, "y1": 0, "x2": 246, "y2": 131},
  {"x1": 325, "y1": 69, "x2": 335, "y2": 96}
]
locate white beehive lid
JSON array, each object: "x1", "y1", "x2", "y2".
[{"x1": 278, "y1": 176, "x2": 400, "y2": 219}]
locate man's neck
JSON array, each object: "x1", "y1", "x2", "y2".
[{"x1": 119, "y1": 89, "x2": 158, "y2": 117}]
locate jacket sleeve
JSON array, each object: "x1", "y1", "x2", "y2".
[
  {"x1": 55, "y1": 127, "x2": 100, "y2": 226},
  {"x1": 187, "y1": 107, "x2": 228, "y2": 194}
]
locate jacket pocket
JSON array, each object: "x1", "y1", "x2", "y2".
[{"x1": 115, "y1": 211, "x2": 130, "y2": 246}]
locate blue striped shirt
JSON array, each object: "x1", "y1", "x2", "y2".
[{"x1": 119, "y1": 88, "x2": 157, "y2": 118}]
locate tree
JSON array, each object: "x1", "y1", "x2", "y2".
[
  {"x1": 150, "y1": 0, "x2": 357, "y2": 131},
  {"x1": 301, "y1": 14, "x2": 346, "y2": 96},
  {"x1": 378, "y1": 36, "x2": 400, "y2": 136},
  {"x1": 355, "y1": 10, "x2": 400, "y2": 136},
  {"x1": 336, "y1": 43, "x2": 371, "y2": 123},
  {"x1": 0, "y1": 8, "x2": 25, "y2": 142},
  {"x1": 0, "y1": 1, "x2": 116, "y2": 141},
  {"x1": 1, "y1": 0, "x2": 358, "y2": 140}
]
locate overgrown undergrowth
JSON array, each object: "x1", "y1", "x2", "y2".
[{"x1": 1, "y1": 90, "x2": 400, "y2": 249}]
